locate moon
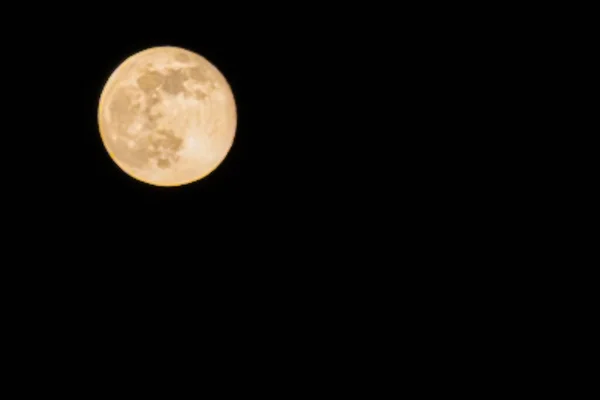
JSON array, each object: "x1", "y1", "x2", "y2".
[{"x1": 97, "y1": 46, "x2": 237, "y2": 186}]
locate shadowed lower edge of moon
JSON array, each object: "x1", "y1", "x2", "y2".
[{"x1": 97, "y1": 46, "x2": 237, "y2": 187}]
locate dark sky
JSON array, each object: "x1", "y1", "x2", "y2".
[
  {"x1": 3, "y1": 7, "x2": 508, "y2": 345},
  {"x1": 15, "y1": 8, "x2": 418, "y2": 273},
  {"x1": 15, "y1": 14, "x2": 333, "y2": 263},
  {"x1": 2, "y1": 8, "x2": 533, "y2": 370}
]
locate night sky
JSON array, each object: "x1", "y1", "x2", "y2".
[{"x1": 15, "y1": 7, "x2": 410, "y2": 283}]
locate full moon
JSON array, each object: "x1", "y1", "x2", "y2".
[{"x1": 98, "y1": 46, "x2": 237, "y2": 186}]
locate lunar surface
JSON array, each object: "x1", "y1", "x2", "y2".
[{"x1": 98, "y1": 46, "x2": 237, "y2": 186}]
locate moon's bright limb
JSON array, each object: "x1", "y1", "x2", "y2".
[{"x1": 98, "y1": 46, "x2": 237, "y2": 186}]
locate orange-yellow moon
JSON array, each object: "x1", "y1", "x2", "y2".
[{"x1": 97, "y1": 46, "x2": 237, "y2": 186}]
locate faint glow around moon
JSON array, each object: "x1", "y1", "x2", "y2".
[{"x1": 97, "y1": 46, "x2": 237, "y2": 186}]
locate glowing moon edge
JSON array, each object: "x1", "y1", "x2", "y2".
[{"x1": 97, "y1": 46, "x2": 237, "y2": 187}]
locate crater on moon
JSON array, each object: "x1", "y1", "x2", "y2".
[{"x1": 98, "y1": 46, "x2": 237, "y2": 186}]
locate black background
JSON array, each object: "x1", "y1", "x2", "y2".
[
  {"x1": 9, "y1": 9, "x2": 405, "y2": 277},
  {"x1": 1, "y1": 7, "x2": 538, "y2": 373},
  {"x1": 2, "y1": 8, "x2": 416, "y2": 336},
  {"x1": 7, "y1": 7, "x2": 482, "y2": 285}
]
